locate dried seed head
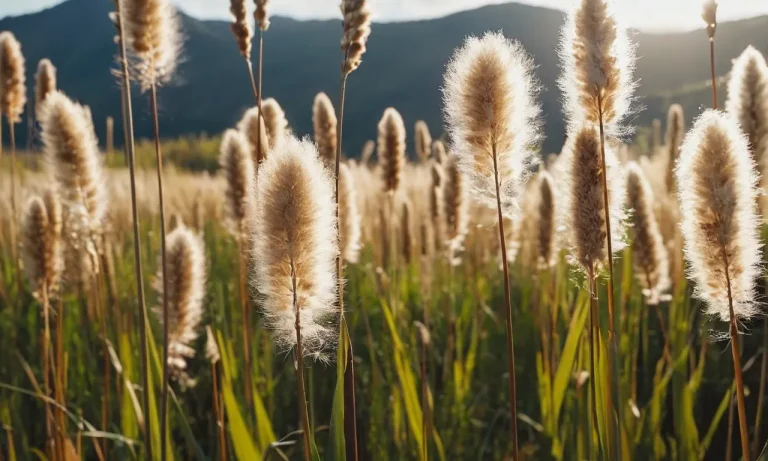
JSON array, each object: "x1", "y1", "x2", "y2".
[
  {"x1": 123, "y1": 0, "x2": 182, "y2": 90},
  {"x1": 431, "y1": 140, "x2": 446, "y2": 165},
  {"x1": 35, "y1": 59, "x2": 56, "y2": 121},
  {"x1": 725, "y1": 46, "x2": 768, "y2": 169},
  {"x1": 262, "y1": 98, "x2": 288, "y2": 152},
  {"x1": 205, "y1": 326, "x2": 221, "y2": 364},
  {"x1": 230, "y1": 0, "x2": 253, "y2": 58},
  {"x1": 400, "y1": 199, "x2": 414, "y2": 264},
  {"x1": 665, "y1": 104, "x2": 685, "y2": 192},
  {"x1": 219, "y1": 129, "x2": 255, "y2": 237},
  {"x1": 536, "y1": 171, "x2": 557, "y2": 269},
  {"x1": 0, "y1": 32, "x2": 26, "y2": 123},
  {"x1": 43, "y1": 188, "x2": 63, "y2": 242},
  {"x1": 443, "y1": 153, "x2": 469, "y2": 257},
  {"x1": 702, "y1": 0, "x2": 717, "y2": 40},
  {"x1": 251, "y1": 135, "x2": 338, "y2": 359},
  {"x1": 625, "y1": 163, "x2": 670, "y2": 305},
  {"x1": 676, "y1": 110, "x2": 761, "y2": 322},
  {"x1": 255, "y1": 0, "x2": 270, "y2": 31},
  {"x1": 377, "y1": 107, "x2": 406, "y2": 193},
  {"x1": 443, "y1": 32, "x2": 542, "y2": 219},
  {"x1": 312, "y1": 92, "x2": 338, "y2": 168},
  {"x1": 237, "y1": 106, "x2": 270, "y2": 168},
  {"x1": 340, "y1": 0, "x2": 372, "y2": 75},
  {"x1": 414, "y1": 120, "x2": 432, "y2": 162},
  {"x1": 339, "y1": 163, "x2": 361, "y2": 264},
  {"x1": 429, "y1": 185, "x2": 446, "y2": 253},
  {"x1": 21, "y1": 196, "x2": 62, "y2": 298},
  {"x1": 558, "y1": 0, "x2": 637, "y2": 136}
]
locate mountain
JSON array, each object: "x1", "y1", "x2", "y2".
[{"x1": 2, "y1": 0, "x2": 768, "y2": 157}]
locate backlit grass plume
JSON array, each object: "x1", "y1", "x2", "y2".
[
  {"x1": 665, "y1": 104, "x2": 685, "y2": 192},
  {"x1": 536, "y1": 171, "x2": 556, "y2": 269},
  {"x1": 340, "y1": 0, "x2": 372, "y2": 76},
  {"x1": 34, "y1": 59, "x2": 56, "y2": 121},
  {"x1": 251, "y1": 134, "x2": 338, "y2": 357},
  {"x1": 0, "y1": 31, "x2": 26, "y2": 123},
  {"x1": 43, "y1": 189, "x2": 62, "y2": 245},
  {"x1": 312, "y1": 92, "x2": 337, "y2": 167},
  {"x1": 443, "y1": 31, "x2": 542, "y2": 218},
  {"x1": 625, "y1": 162, "x2": 669, "y2": 305},
  {"x1": 338, "y1": 163, "x2": 361, "y2": 264},
  {"x1": 414, "y1": 120, "x2": 432, "y2": 162},
  {"x1": 153, "y1": 224, "x2": 207, "y2": 388},
  {"x1": 219, "y1": 129, "x2": 255, "y2": 237},
  {"x1": 21, "y1": 196, "x2": 62, "y2": 298},
  {"x1": 229, "y1": 0, "x2": 252, "y2": 58},
  {"x1": 262, "y1": 97, "x2": 288, "y2": 152},
  {"x1": 237, "y1": 106, "x2": 269, "y2": 167},
  {"x1": 123, "y1": 0, "x2": 181, "y2": 90},
  {"x1": 378, "y1": 107, "x2": 406, "y2": 194},
  {"x1": 255, "y1": 0, "x2": 270, "y2": 31},
  {"x1": 725, "y1": 46, "x2": 768, "y2": 166},
  {"x1": 443, "y1": 153, "x2": 468, "y2": 257},
  {"x1": 558, "y1": 0, "x2": 636, "y2": 136}
]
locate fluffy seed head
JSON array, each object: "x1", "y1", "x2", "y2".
[
  {"x1": 123, "y1": 0, "x2": 182, "y2": 90},
  {"x1": 429, "y1": 185, "x2": 446, "y2": 253},
  {"x1": 339, "y1": 163, "x2": 361, "y2": 263},
  {"x1": 443, "y1": 32, "x2": 542, "y2": 219},
  {"x1": 702, "y1": 0, "x2": 717, "y2": 40},
  {"x1": 625, "y1": 163, "x2": 670, "y2": 305},
  {"x1": 676, "y1": 110, "x2": 761, "y2": 322},
  {"x1": 665, "y1": 104, "x2": 685, "y2": 192},
  {"x1": 414, "y1": 120, "x2": 432, "y2": 162},
  {"x1": 401, "y1": 199, "x2": 414, "y2": 264},
  {"x1": 561, "y1": 125, "x2": 626, "y2": 272},
  {"x1": 34, "y1": 59, "x2": 56, "y2": 121},
  {"x1": 251, "y1": 135, "x2": 338, "y2": 358},
  {"x1": 255, "y1": 0, "x2": 270, "y2": 31},
  {"x1": 536, "y1": 171, "x2": 557, "y2": 269},
  {"x1": 443, "y1": 154, "x2": 469, "y2": 255},
  {"x1": 21, "y1": 196, "x2": 62, "y2": 298},
  {"x1": 377, "y1": 107, "x2": 406, "y2": 193},
  {"x1": 154, "y1": 225, "x2": 207, "y2": 386},
  {"x1": 558, "y1": 0, "x2": 637, "y2": 136},
  {"x1": 0, "y1": 32, "x2": 26, "y2": 123},
  {"x1": 43, "y1": 189, "x2": 63, "y2": 242},
  {"x1": 219, "y1": 129, "x2": 255, "y2": 237},
  {"x1": 725, "y1": 46, "x2": 768, "y2": 169},
  {"x1": 205, "y1": 326, "x2": 221, "y2": 364},
  {"x1": 230, "y1": 0, "x2": 253, "y2": 58},
  {"x1": 237, "y1": 106, "x2": 269, "y2": 167},
  {"x1": 340, "y1": 0, "x2": 372, "y2": 75},
  {"x1": 312, "y1": 92, "x2": 338, "y2": 167},
  {"x1": 360, "y1": 140, "x2": 375, "y2": 166},
  {"x1": 262, "y1": 98, "x2": 288, "y2": 152}
]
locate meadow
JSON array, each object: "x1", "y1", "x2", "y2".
[{"x1": 1, "y1": 0, "x2": 768, "y2": 460}]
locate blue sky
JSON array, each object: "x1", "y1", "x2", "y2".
[{"x1": 2, "y1": 0, "x2": 768, "y2": 32}]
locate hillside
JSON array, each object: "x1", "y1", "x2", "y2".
[{"x1": 1, "y1": 0, "x2": 767, "y2": 156}]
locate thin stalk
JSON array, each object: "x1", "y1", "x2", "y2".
[
  {"x1": 237, "y1": 232, "x2": 254, "y2": 423},
  {"x1": 724, "y1": 257, "x2": 751, "y2": 461},
  {"x1": 255, "y1": 30, "x2": 264, "y2": 168},
  {"x1": 709, "y1": 38, "x2": 718, "y2": 109},
  {"x1": 597, "y1": 93, "x2": 620, "y2": 460},
  {"x1": 291, "y1": 260, "x2": 313, "y2": 461},
  {"x1": 491, "y1": 143, "x2": 518, "y2": 459},
  {"x1": 753, "y1": 314, "x2": 768, "y2": 458},
  {"x1": 149, "y1": 82, "x2": 171, "y2": 461},
  {"x1": 419, "y1": 329, "x2": 430, "y2": 461},
  {"x1": 114, "y1": 1, "x2": 152, "y2": 457},
  {"x1": 9, "y1": 120, "x2": 21, "y2": 297},
  {"x1": 41, "y1": 283, "x2": 54, "y2": 458},
  {"x1": 55, "y1": 295, "x2": 66, "y2": 461},
  {"x1": 587, "y1": 266, "x2": 600, "y2": 460},
  {"x1": 246, "y1": 58, "x2": 258, "y2": 103},
  {"x1": 211, "y1": 362, "x2": 227, "y2": 461}
]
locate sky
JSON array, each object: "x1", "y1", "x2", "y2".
[{"x1": 2, "y1": 0, "x2": 768, "y2": 32}]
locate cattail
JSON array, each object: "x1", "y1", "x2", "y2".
[
  {"x1": 401, "y1": 199, "x2": 414, "y2": 264},
  {"x1": 340, "y1": 0, "x2": 372, "y2": 76},
  {"x1": 676, "y1": 110, "x2": 760, "y2": 321},
  {"x1": 123, "y1": 0, "x2": 181, "y2": 90},
  {"x1": 261, "y1": 97, "x2": 288, "y2": 152},
  {"x1": 0, "y1": 32, "x2": 26, "y2": 123},
  {"x1": 536, "y1": 171, "x2": 556, "y2": 269},
  {"x1": 431, "y1": 140, "x2": 446, "y2": 165},
  {"x1": 442, "y1": 154, "x2": 468, "y2": 255},
  {"x1": 251, "y1": 135, "x2": 338, "y2": 357},
  {"x1": 338, "y1": 163, "x2": 361, "y2": 264},
  {"x1": 21, "y1": 196, "x2": 62, "y2": 297},
  {"x1": 378, "y1": 107, "x2": 406, "y2": 193},
  {"x1": 219, "y1": 129, "x2": 255, "y2": 236},
  {"x1": 255, "y1": 0, "x2": 269, "y2": 31},
  {"x1": 153, "y1": 224, "x2": 207, "y2": 387},
  {"x1": 702, "y1": 0, "x2": 717, "y2": 40},
  {"x1": 34, "y1": 59, "x2": 56, "y2": 121},
  {"x1": 665, "y1": 104, "x2": 685, "y2": 192},
  {"x1": 229, "y1": 0, "x2": 253, "y2": 58},
  {"x1": 312, "y1": 92, "x2": 338, "y2": 167},
  {"x1": 558, "y1": 0, "x2": 636, "y2": 136},
  {"x1": 625, "y1": 163, "x2": 669, "y2": 304},
  {"x1": 205, "y1": 326, "x2": 220, "y2": 364},
  {"x1": 237, "y1": 107, "x2": 269, "y2": 167},
  {"x1": 561, "y1": 126, "x2": 626, "y2": 271},
  {"x1": 725, "y1": 46, "x2": 768, "y2": 168},
  {"x1": 414, "y1": 120, "x2": 432, "y2": 162},
  {"x1": 360, "y1": 140, "x2": 374, "y2": 166},
  {"x1": 443, "y1": 32, "x2": 542, "y2": 218}
]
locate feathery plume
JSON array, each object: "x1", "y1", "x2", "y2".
[
  {"x1": 558, "y1": 0, "x2": 637, "y2": 136},
  {"x1": 255, "y1": 0, "x2": 270, "y2": 31},
  {"x1": 665, "y1": 104, "x2": 685, "y2": 192},
  {"x1": 21, "y1": 196, "x2": 62, "y2": 297},
  {"x1": 237, "y1": 107, "x2": 269, "y2": 167},
  {"x1": 401, "y1": 199, "x2": 414, "y2": 264},
  {"x1": 123, "y1": 0, "x2": 181, "y2": 90},
  {"x1": 153, "y1": 225, "x2": 207, "y2": 387},
  {"x1": 414, "y1": 120, "x2": 432, "y2": 162},
  {"x1": 431, "y1": 140, "x2": 446, "y2": 165},
  {"x1": 702, "y1": 0, "x2": 717, "y2": 40},
  {"x1": 377, "y1": 107, "x2": 406, "y2": 193},
  {"x1": 561, "y1": 125, "x2": 626, "y2": 271},
  {"x1": 676, "y1": 110, "x2": 761, "y2": 322},
  {"x1": 251, "y1": 135, "x2": 338, "y2": 357},
  {"x1": 262, "y1": 97, "x2": 288, "y2": 152},
  {"x1": 338, "y1": 163, "x2": 361, "y2": 263},
  {"x1": 536, "y1": 171, "x2": 557, "y2": 269},
  {"x1": 34, "y1": 59, "x2": 56, "y2": 121},
  {"x1": 312, "y1": 92, "x2": 338, "y2": 167},
  {"x1": 219, "y1": 129, "x2": 255, "y2": 236},
  {"x1": 0, "y1": 31, "x2": 26, "y2": 123},
  {"x1": 43, "y1": 189, "x2": 63, "y2": 244},
  {"x1": 443, "y1": 31, "x2": 542, "y2": 218},
  {"x1": 360, "y1": 140, "x2": 375, "y2": 166},
  {"x1": 625, "y1": 163, "x2": 669, "y2": 304},
  {"x1": 725, "y1": 46, "x2": 768, "y2": 168},
  {"x1": 340, "y1": 0, "x2": 372, "y2": 75},
  {"x1": 229, "y1": 0, "x2": 253, "y2": 58}
]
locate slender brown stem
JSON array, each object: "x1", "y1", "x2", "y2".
[
  {"x1": 724, "y1": 260, "x2": 750, "y2": 461},
  {"x1": 55, "y1": 295, "x2": 66, "y2": 461},
  {"x1": 41, "y1": 283, "x2": 54, "y2": 458},
  {"x1": 291, "y1": 260, "x2": 313, "y2": 461},
  {"x1": 246, "y1": 59, "x2": 259, "y2": 104},
  {"x1": 255, "y1": 31, "x2": 264, "y2": 167},
  {"x1": 709, "y1": 39, "x2": 718, "y2": 110},
  {"x1": 753, "y1": 314, "x2": 768, "y2": 458},
  {"x1": 419, "y1": 330, "x2": 429, "y2": 461},
  {"x1": 491, "y1": 143, "x2": 518, "y2": 459},
  {"x1": 587, "y1": 266, "x2": 600, "y2": 459},
  {"x1": 149, "y1": 82, "x2": 171, "y2": 461},
  {"x1": 211, "y1": 362, "x2": 227, "y2": 461},
  {"x1": 9, "y1": 120, "x2": 21, "y2": 298},
  {"x1": 113, "y1": 1, "x2": 152, "y2": 457},
  {"x1": 237, "y1": 232, "x2": 255, "y2": 422}
]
